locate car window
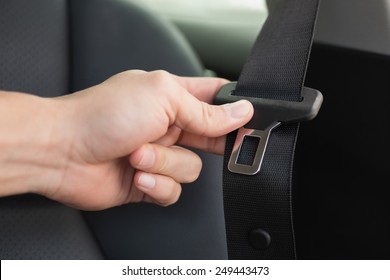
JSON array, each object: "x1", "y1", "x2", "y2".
[
  {"x1": 142, "y1": 0, "x2": 267, "y2": 23},
  {"x1": 141, "y1": 0, "x2": 268, "y2": 79}
]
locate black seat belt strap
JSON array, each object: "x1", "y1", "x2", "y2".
[{"x1": 215, "y1": 0, "x2": 322, "y2": 259}]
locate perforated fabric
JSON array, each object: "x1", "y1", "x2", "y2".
[
  {"x1": 0, "y1": 195, "x2": 102, "y2": 259},
  {"x1": 0, "y1": 0, "x2": 102, "y2": 259},
  {"x1": 0, "y1": 0, "x2": 69, "y2": 96},
  {"x1": 0, "y1": 0, "x2": 223, "y2": 260}
]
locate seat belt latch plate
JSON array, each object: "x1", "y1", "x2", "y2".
[{"x1": 214, "y1": 82, "x2": 323, "y2": 175}]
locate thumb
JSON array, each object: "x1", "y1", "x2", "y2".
[{"x1": 175, "y1": 94, "x2": 254, "y2": 137}]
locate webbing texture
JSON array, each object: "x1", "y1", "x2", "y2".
[{"x1": 223, "y1": 0, "x2": 320, "y2": 259}]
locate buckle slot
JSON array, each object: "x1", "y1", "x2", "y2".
[{"x1": 229, "y1": 123, "x2": 280, "y2": 175}]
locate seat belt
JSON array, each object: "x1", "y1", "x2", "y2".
[{"x1": 215, "y1": 0, "x2": 322, "y2": 259}]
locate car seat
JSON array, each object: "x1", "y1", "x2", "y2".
[
  {"x1": 0, "y1": 0, "x2": 227, "y2": 259},
  {"x1": 2, "y1": 0, "x2": 390, "y2": 260}
]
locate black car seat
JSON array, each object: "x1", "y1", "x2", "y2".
[{"x1": 0, "y1": 0, "x2": 227, "y2": 259}]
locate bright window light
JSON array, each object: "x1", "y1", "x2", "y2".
[{"x1": 141, "y1": 0, "x2": 268, "y2": 22}]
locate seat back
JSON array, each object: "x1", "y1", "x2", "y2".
[
  {"x1": 0, "y1": 0, "x2": 102, "y2": 259},
  {"x1": 0, "y1": 0, "x2": 228, "y2": 259}
]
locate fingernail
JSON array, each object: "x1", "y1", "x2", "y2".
[
  {"x1": 223, "y1": 100, "x2": 252, "y2": 119},
  {"x1": 138, "y1": 146, "x2": 155, "y2": 168},
  {"x1": 138, "y1": 173, "x2": 156, "y2": 189}
]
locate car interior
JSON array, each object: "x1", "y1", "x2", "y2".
[{"x1": 0, "y1": 0, "x2": 389, "y2": 260}]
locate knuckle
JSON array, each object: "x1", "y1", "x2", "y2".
[
  {"x1": 130, "y1": 145, "x2": 155, "y2": 170},
  {"x1": 133, "y1": 150, "x2": 145, "y2": 167},
  {"x1": 207, "y1": 137, "x2": 223, "y2": 154},
  {"x1": 184, "y1": 155, "x2": 202, "y2": 183},
  {"x1": 158, "y1": 182, "x2": 182, "y2": 207},
  {"x1": 200, "y1": 102, "x2": 215, "y2": 136},
  {"x1": 149, "y1": 70, "x2": 173, "y2": 88},
  {"x1": 155, "y1": 147, "x2": 169, "y2": 173},
  {"x1": 148, "y1": 70, "x2": 178, "y2": 123}
]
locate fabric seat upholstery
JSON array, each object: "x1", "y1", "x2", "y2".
[{"x1": 0, "y1": 0, "x2": 227, "y2": 259}]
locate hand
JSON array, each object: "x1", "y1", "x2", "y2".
[{"x1": 31, "y1": 70, "x2": 253, "y2": 210}]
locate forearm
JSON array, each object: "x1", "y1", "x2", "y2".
[{"x1": 0, "y1": 91, "x2": 67, "y2": 197}]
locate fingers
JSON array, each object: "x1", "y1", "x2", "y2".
[
  {"x1": 129, "y1": 143, "x2": 202, "y2": 206},
  {"x1": 172, "y1": 75, "x2": 253, "y2": 137},
  {"x1": 142, "y1": 71, "x2": 253, "y2": 139},
  {"x1": 169, "y1": 80, "x2": 253, "y2": 137},
  {"x1": 130, "y1": 143, "x2": 202, "y2": 183},
  {"x1": 133, "y1": 172, "x2": 182, "y2": 207},
  {"x1": 177, "y1": 133, "x2": 227, "y2": 155},
  {"x1": 149, "y1": 73, "x2": 254, "y2": 154},
  {"x1": 176, "y1": 98, "x2": 253, "y2": 137}
]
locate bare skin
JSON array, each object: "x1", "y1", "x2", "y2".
[{"x1": 0, "y1": 70, "x2": 253, "y2": 210}]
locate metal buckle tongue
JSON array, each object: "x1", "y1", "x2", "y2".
[
  {"x1": 229, "y1": 123, "x2": 280, "y2": 175},
  {"x1": 214, "y1": 82, "x2": 323, "y2": 175}
]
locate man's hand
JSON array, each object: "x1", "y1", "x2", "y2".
[{"x1": 0, "y1": 70, "x2": 253, "y2": 210}]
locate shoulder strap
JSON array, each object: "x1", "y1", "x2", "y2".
[{"x1": 215, "y1": 0, "x2": 322, "y2": 259}]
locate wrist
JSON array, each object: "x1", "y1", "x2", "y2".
[{"x1": 0, "y1": 92, "x2": 73, "y2": 197}]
